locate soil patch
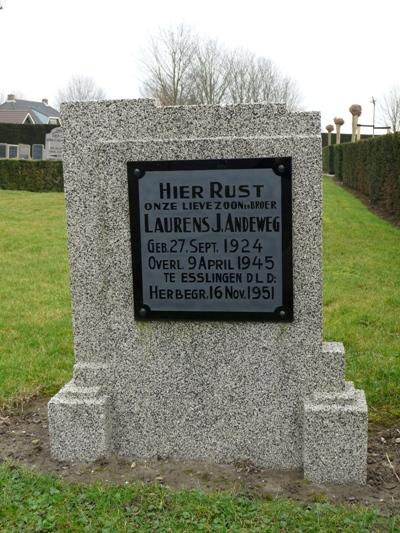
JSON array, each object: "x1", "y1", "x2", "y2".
[{"x1": 1, "y1": 398, "x2": 399, "y2": 514}]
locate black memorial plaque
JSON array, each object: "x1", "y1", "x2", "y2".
[
  {"x1": 8, "y1": 145, "x2": 18, "y2": 159},
  {"x1": 32, "y1": 144, "x2": 44, "y2": 160},
  {"x1": 127, "y1": 158, "x2": 293, "y2": 321}
]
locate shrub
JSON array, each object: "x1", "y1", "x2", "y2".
[
  {"x1": 0, "y1": 124, "x2": 58, "y2": 146},
  {"x1": 333, "y1": 144, "x2": 343, "y2": 180},
  {"x1": 322, "y1": 145, "x2": 335, "y2": 174},
  {"x1": 322, "y1": 146, "x2": 329, "y2": 173},
  {"x1": 0, "y1": 160, "x2": 63, "y2": 192},
  {"x1": 325, "y1": 133, "x2": 400, "y2": 221}
]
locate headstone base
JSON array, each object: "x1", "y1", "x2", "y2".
[
  {"x1": 48, "y1": 382, "x2": 111, "y2": 462},
  {"x1": 49, "y1": 343, "x2": 368, "y2": 483},
  {"x1": 303, "y1": 381, "x2": 368, "y2": 484}
]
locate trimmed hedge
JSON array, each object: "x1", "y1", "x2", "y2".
[
  {"x1": 0, "y1": 160, "x2": 63, "y2": 192},
  {"x1": 322, "y1": 133, "x2": 400, "y2": 220},
  {"x1": 0, "y1": 123, "x2": 58, "y2": 146},
  {"x1": 333, "y1": 144, "x2": 344, "y2": 180},
  {"x1": 322, "y1": 145, "x2": 335, "y2": 174}
]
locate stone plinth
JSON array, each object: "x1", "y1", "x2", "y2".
[{"x1": 48, "y1": 99, "x2": 367, "y2": 483}]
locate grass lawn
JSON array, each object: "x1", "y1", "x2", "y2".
[
  {"x1": 1, "y1": 463, "x2": 398, "y2": 532},
  {"x1": 0, "y1": 178, "x2": 399, "y2": 530},
  {"x1": 323, "y1": 178, "x2": 400, "y2": 424},
  {"x1": 1, "y1": 178, "x2": 399, "y2": 421},
  {"x1": 0, "y1": 190, "x2": 73, "y2": 409}
]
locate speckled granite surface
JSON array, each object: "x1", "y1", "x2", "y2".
[
  {"x1": 304, "y1": 382, "x2": 368, "y2": 483},
  {"x1": 48, "y1": 100, "x2": 367, "y2": 483}
]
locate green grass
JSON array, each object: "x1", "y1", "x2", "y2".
[
  {"x1": 1, "y1": 463, "x2": 398, "y2": 532},
  {"x1": 1, "y1": 181, "x2": 400, "y2": 529},
  {"x1": 1, "y1": 180, "x2": 399, "y2": 421},
  {"x1": 0, "y1": 190, "x2": 73, "y2": 408},
  {"x1": 323, "y1": 178, "x2": 400, "y2": 424}
]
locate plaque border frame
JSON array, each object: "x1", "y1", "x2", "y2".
[{"x1": 127, "y1": 158, "x2": 293, "y2": 321}]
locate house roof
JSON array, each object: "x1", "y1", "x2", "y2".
[
  {"x1": 0, "y1": 110, "x2": 34, "y2": 124},
  {"x1": 0, "y1": 98, "x2": 60, "y2": 124}
]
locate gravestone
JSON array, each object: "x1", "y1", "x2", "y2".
[
  {"x1": 44, "y1": 127, "x2": 63, "y2": 160},
  {"x1": 0, "y1": 143, "x2": 8, "y2": 158},
  {"x1": 48, "y1": 99, "x2": 368, "y2": 484},
  {"x1": 8, "y1": 145, "x2": 19, "y2": 159},
  {"x1": 32, "y1": 144, "x2": 44, "y2": 160},
  {"x1": 18, "y1": 144, "x2": 31, "y2": 160}
]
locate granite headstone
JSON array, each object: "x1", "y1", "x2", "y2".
[
  {"x1": 0, "y1": 143, "x2": 8, "y2": 158},
  {"x1": 19, "y1": 144, "x2": 31, "y2": 160},
  {"x1": 48, "y1": 99, "x2": 368, "y2": 484},
  {"x1": 8, "y1": 145, "x2": 19, "y2": 159},
  {"x1": 45, "y1": 127, "x2": 63, "y2": 160},
  {"x1": 32, "y1": 144, "x2": 44, "y2": 160}
]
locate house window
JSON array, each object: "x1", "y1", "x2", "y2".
[{"x1": 48, "y1": 117, "x2": 60, "y2": 125}]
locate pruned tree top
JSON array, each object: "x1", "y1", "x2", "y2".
[{"x1": 349, "y1": 104, "x2": 362, "y2": 116}]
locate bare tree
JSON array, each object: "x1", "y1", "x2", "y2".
[
  {"x1": 140, "y1": 25, "x2": 301, "y2": 110},
  {"x1": 189, "y1": 39, "x2": 231, "y2": 104},
  {"x1": 380, "y1": 86, "x2": 400, "y2": 132},
  {"x1": 274, "y1": 76, "x2": 301, "y2": 112},
  {"x1": 226, "y1": 49, "x2": 254, "y2": 104},
  {"x1": 253, "y1": 57, "x2": 278, "y2": 103},
  {"x1": 56, "y1": 76, "x2": 106, "y2": 107},
  {"x1": 226, "y1": 52, "x2": 301, "y2": 110},
  {"x1": 140, "y1": 25, "x2": 198, "y2": 105}
]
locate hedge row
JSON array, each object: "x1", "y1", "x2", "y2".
[
  {"x1": 322, "y1": 133, "x2": 400, "y2": 220},
  {"x1": 322, "y1": 145, "x2": 335, "y2": 174},
  {"x1": 0, "y1": 123, "x2": 58, "y2": 146},
  {"x1": 0, "y1": 160, "x2": 63, "y2": 192}
]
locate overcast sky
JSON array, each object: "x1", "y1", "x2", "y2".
[{"x1": 1, "y1": 0, "x2": 398, "y2": 133}]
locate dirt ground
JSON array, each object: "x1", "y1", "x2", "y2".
[{"x1": 1, "y1": 398, "x2": 399, "y2": 514}]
